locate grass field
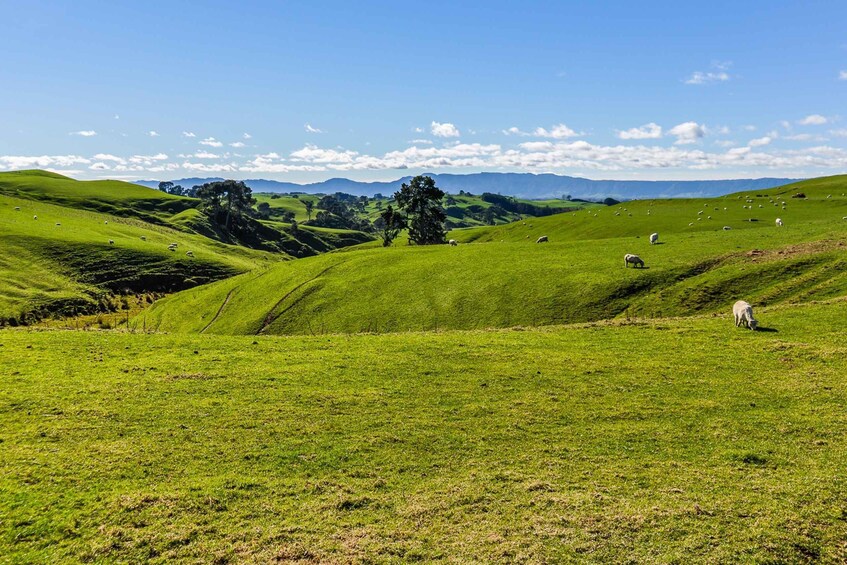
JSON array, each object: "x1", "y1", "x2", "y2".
[{"x1": 2, "y1": 300, "x2": 847, "y2": 562}]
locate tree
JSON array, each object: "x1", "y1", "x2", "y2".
[
  {"x1": 158, "y1": 181, "x2": 185, "y2": 195},
  {"x1": 196, "y1": 180, "x2": 256, "y2": 232},
  {"x1": 255, "y1": 201, "x2": 271, "y2": 219},
  {"x1": 376, "y1": 204, "x2": 406, "y2": 247},
  {"x1": 393, "y1": 175, "x2": 447, "y2": 245},
  {"x1": 301, "y1": 199, "x2": 315, "y2": 221}
]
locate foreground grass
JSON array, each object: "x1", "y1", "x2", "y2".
[{"x1": 2, "y1": 301, "x2": 847, "y2": 562}]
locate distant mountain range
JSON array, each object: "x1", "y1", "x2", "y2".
[{"x1": 135, "y1": 173, "x2": 801, "y2": 200}]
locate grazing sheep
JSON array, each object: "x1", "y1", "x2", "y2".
[
  {"x1": 448, "y1": 239, "x2": 457, "y2": 246},
  {"x1": 649, "y1": 232, "x2": 658, "y2": 245},
  {"x1": 14, "y1": 206, "x2": 20, "y2": 211},
  {"x1": 688, "y1": 222, "x2": 694, "y2": 226},
  {"x1": 776, "y1": 218, "x2": 783, "y2": 227},
  {"x1": 536, "y1": 235, "x2": 549, "y2": 243},
  {"x1": 55, "y1": 222, "x2": 61, "y2": 226},
  {"x1": 169, "y1": 242, "x2": 178, "y2": 247},
  {"x1": 185, "y1": 251, "x2": 194, "y2": 257},
  {"x1": 104, "y1": 221, "x2": 108, "y2": 224},
  {"x1": 723, "y1": 226, "x2": 732, "y2": 230},
  {"x1": 733, "y1": 300, "x2": 758, "y2": 330},
  {"x1": 33, "y1": 215, "x2": 37, "y2": 220},
  {"x1": 624, "y1": 253, "x2": 644, "y2": 268},
  {"x1": 707, "y1": 216, "x2": 712, "y2": 219},
  {"x1": 108, "y1": 239, "x2": 114, "y2": 245},
  {"x1": 842, "y1": 216, "x2": 847, "y2": 221},
  {"x1": 698, "y1": 210, "x2": 704, "y2": 215},
  {"x1": 140, "y1": 236, "x2": 146, "y2": 241}
]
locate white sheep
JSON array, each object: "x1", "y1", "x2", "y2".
[
  {"x1": 733, "y1": 300, "x2": 758, "y2": 330},
  {"x1": 776, "y1": 218, "x2": 783, "y2": 227},
  {"x1": 140, "y1": 236, "x2": 146, "y2": 241},
  {"x1": 536, "y1": 235, "x2": 549, "y2": 243},
  {"x1": 448, "y1": 239, "x2": 457, "y2": 246},
  {"x1": 185, "y1": 251, "x2": 194, "y2": 257},
  {"x1": 108, "y1": 239, "x2": 114, "y2": 245},
  {"x1": 55, "y1": 222, "x2": 61, "y2": 226},
  {"x1": 104, "y1": 221, "x2": 108, "y2": 224},
  {"x1": 723, "y1": 226, "x2": 732, "y2": 230},
  {"x1": 14, "y1": 206, "x2": 20, "y2": 211},
  {"x1": 649, "y1": 232, "x2": 658, "y2": 245},
  {"x1": 624, "y1": 253, "x2": 644, "y2": 268},
  {"x1": 33, "y1": 215, "x2": 38, "y2": 220}
]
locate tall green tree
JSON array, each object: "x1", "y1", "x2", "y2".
[
  {"x1": 301, "y1": 199, "x2": 315, "y2": 221},
  {"x1": 376, "y1": 204, "x2": 406, "y2": 247},
  {"x1": 196, "y1": 180, "x2": 256, "y2": 232},
  {"x1": 393, "y1": 175, "x2": 447, "y2": 245}
]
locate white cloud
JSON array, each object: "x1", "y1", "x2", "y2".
[
  {"x1": 830, "y1": 129, "x2": 847, "y2": 137},
  {"x1": 504, "y1": 124, "x2": 581, "y2": 139},
  {"x1": 532, "y1": 124, "x2": 580, "y2": 139},
  {"x1": 409, "y1": 139, "x2": 433, "y2": 145},
  {"x1": 617, "y1": 123, "x2": 662, "y2": 140},
  {"x1": 685, "y1": 71, "x2": 730, "y2": 85},
  {"x1": 0, "y1": 155, "x2": 92, "y2": 170},
  {"x1": 798, "y1": 114, "x2": 828, "y2": 125},
  {"x1": 199, "y1": 137, "x2": 223, "y2": 147},
  {"x1": 229, "y1": 141, "x2": 246, "y2": 148},
  {"x1": 431, "y1": 121, "x2": 461, "y2": 138},
  {"x1": 113, "y1": 114, "x2": 120, "y2": 120},
  {"x1": 93, "y1": 153, "x2": 126, "y2": 164},
  {"x1": 243, "y1": 133, "x2": 252, "y2": 139},
  {"x1": 148, "y1": 130, "x2": 160, "y2": 137},
  {"x1": 193, "y1": 151, "x2": 220, "y2": 159},
  {"x1": 743, "y1": 125, "x2": 757, "y2": 132},
  {"x1": 304, "y1": 123, "x2": 324, "y2": 134},
  {"x1": 413, "y1": 127, "x2": 424, "y2": 133},
  {"x1": 839, "y1": 70, "x2": 847, "y2": 80},
  {"x1": 182, "y1": 131, "x2": 196, "y2": 138},
  {"x1": 686, "y1": 61, "x2": 733, "y2": 85},
  {"x1": 668, "y1": 121, "x2": 706, "y2": 145},
  {"x1": 70, "y1": 130, "x2": 97, "y2": 137},
  {"x1": 748, "y1": 136, "x2": 772, "y2": 147}
]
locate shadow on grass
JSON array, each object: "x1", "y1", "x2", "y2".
[{"x1": 756, "y1": 327, "x2": 779, "y2": 333}]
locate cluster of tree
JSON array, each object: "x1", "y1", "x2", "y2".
[
  {"x1": 307, "y1": 193, "x2": 372, "y2": 231},
  {"x1": 480, "y1": 193, "x2": 573, "y2": 217},
  {"x1": 158, "y1": 181, "x2": 198, "y2": 197}
]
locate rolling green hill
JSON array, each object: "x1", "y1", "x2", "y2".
[
  {"x1": 141, "y1": 176, "x2": 847, "y2": 335},
  {"x1": 0, "y1": 170, "x2": 196, "y2": 224},
  {"x1": 0, "y1": 191, "x2": 275, "y2": 325}
]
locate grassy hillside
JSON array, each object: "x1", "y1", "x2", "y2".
[
  {"x1": 143, "y1": 176, "x2": 847, "y2": 335},
  {"x1": 0, "y1": 170, "x2": 196, "y2": 224},
  {"x1": 452, "y1": 175, "x2": 847, "y2": 244},
  {"x1": 0, "y1": 193, "x2": 274, "y2": 324},
  {"x1": 3, "y1": 300, "x2": 847, "y2": 562}
]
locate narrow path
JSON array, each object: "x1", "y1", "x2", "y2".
[
  {"x1": 200, "y1": 288, "x2": 236, "y2": 333},
  {"x1": 257, "y1": 262, "x2": 342, "y2": 334}
]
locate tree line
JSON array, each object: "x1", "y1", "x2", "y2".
[{"x1": 158, "y1": 175, "x2": 450, "y2": 248}]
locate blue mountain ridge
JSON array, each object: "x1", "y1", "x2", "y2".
[{"x1": 135, "y1": 172, "x2": 800, "y2": 200}]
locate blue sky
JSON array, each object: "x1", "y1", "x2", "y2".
[{"x1": 2, "y1": 0, "x2": 846, "y2": 182}]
